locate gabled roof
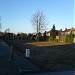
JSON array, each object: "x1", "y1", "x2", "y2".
[
  {"x1": 64, "y1": 28, "x2": 75, "y2": 33},
  {"x1": 46, "y1": 31, "x2": 51, "y2": 34}
]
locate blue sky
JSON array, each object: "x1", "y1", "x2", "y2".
[{"x1": 0, "y1": 0, "x2": 74, "y2": 34}]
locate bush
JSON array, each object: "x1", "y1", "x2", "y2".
[
  {"x1": 65, "y1": 34, "x2": 73, "y2": 43},
  {"x1": 48, "y1": 36, "x2": 54, "y2": 42}
]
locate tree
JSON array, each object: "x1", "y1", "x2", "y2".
[
  {"x1": 44, "y1": 31, "x2": 47, "y2": 40},
  {"x1": 5, "y1": 28, "x2": 10, "y2": 33},
  {"x1": 17, "y1": 33, "x2": 27, "y2": 40},
  {"x1": 50, "y1": 24, "x2": 57, "y2": 41},
  {"x1": 31, "y1": 11, "x2": 47, "y2": 41},
  {"x1": 27, "y1": 33, "x2": 33, "y2": 40},
  {"x1": 65, "y1": 28, "x2": 67, "y2": 30}
]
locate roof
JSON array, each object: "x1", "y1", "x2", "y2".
[
  {"x1": 46, "y1": 31, "x2": 51, "y2": 34},
  {"x1": 64, "y1": 28, "x2": 75, "y2": 33}
]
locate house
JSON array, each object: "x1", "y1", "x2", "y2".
[
  {"x1": 63, "y1": 28, "x2": 75, "y2": 35},
  {"x1": 3, "y1": 33, "x2": 17, "y2": 39},
  {"x1": 41, "y1": 31, "x2": 50, "y2": 37},
  {"x1": 56, "y1": 28, "x2": 75, "y2": 42},
  {"x1": 56, "y1": 29, "x2": 62, "y2": 36},
  {"x1": 42, "y1": 29, "x2": 60, "y2": 37},
  {"x1": 45, "y1": 29, "x2": 62, "y2": 37},
  {"x1": 33, "y1": 28, "x2": 75, "y2": 41},
  {"x1": 56, "y1": 29, "x2": 64, "y2": 42},
  {"x1": 46, "y1": 31, "x2": 50, "y2": 36},
  {"x1": 71, "y1": 29, "x2": 75, "y2": 35}
]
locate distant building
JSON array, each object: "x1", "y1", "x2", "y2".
[
  {"x1": 56, "y1": 28, "x2": 75, "y2": 42},
  {"x1": 57, "y1": 29, "x2": 62, "y2": 36},
  {"x1": 42, "y1": 31, "x2": 50, "y2": 36},
  {"x1": 3, "y1": 33, "x2": 17, "y2": 39},
  {"x1": 46, "y1": 31, "x2": 51, "y2": 36},
  {"x1": 63, "y1": 28, "x2": 75, "y2": 35}
]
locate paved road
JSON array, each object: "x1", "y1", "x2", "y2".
[{"x1": 0, "y1": 39, "x2": 38, "y2": 74}]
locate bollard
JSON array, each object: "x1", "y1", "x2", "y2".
[{"x1": 25, "y1": 49, "x2": 30, "y2": 58}]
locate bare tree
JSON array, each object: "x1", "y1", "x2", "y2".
[
  {"x1": 31, "y1": 11, "x2": 47, "y2": 41},
  {"x1": 5, "y1": 28, "x2": 10, "y2": 33}
]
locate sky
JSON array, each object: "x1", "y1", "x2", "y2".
[{"x1": 0, "y1": 0, "x2": 74, "y2": 34}]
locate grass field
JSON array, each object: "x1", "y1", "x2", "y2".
[
  {"x1": 3, "y1": 39, "x2": 75, "y2": 72},
  {"x1": 27, "y1": 41, "x2": 69, "y2": 47},
  {"x1": 25, "y1": 41, "x2": 75, "y2": 71}
]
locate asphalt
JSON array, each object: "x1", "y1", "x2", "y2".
[{"x1": 0, "y1": 39, "x2": 38, "y2": 74}]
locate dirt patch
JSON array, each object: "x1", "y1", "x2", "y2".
[{"x1": 27, "y1": 41, "x2": 69, "y2": 47}]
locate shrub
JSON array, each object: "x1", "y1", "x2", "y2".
[
  {"x1": 65, "y1": 34, "x2": 73, "y2": 43},
  {"x1": 48, "y1": 36, "x2": 54, "y2": 42}
]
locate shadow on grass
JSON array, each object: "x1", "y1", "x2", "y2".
[{"x1": 2, "y1": 38, "x2": 75, "y2": 72}]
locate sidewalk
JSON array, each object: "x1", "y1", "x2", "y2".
[{"x1": 0, "y1": 39, "x2": 38, "y2": 74}]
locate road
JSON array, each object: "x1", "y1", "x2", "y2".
[{"x1": 0, "y1": 39, "x2": 38, "y2": 74}]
